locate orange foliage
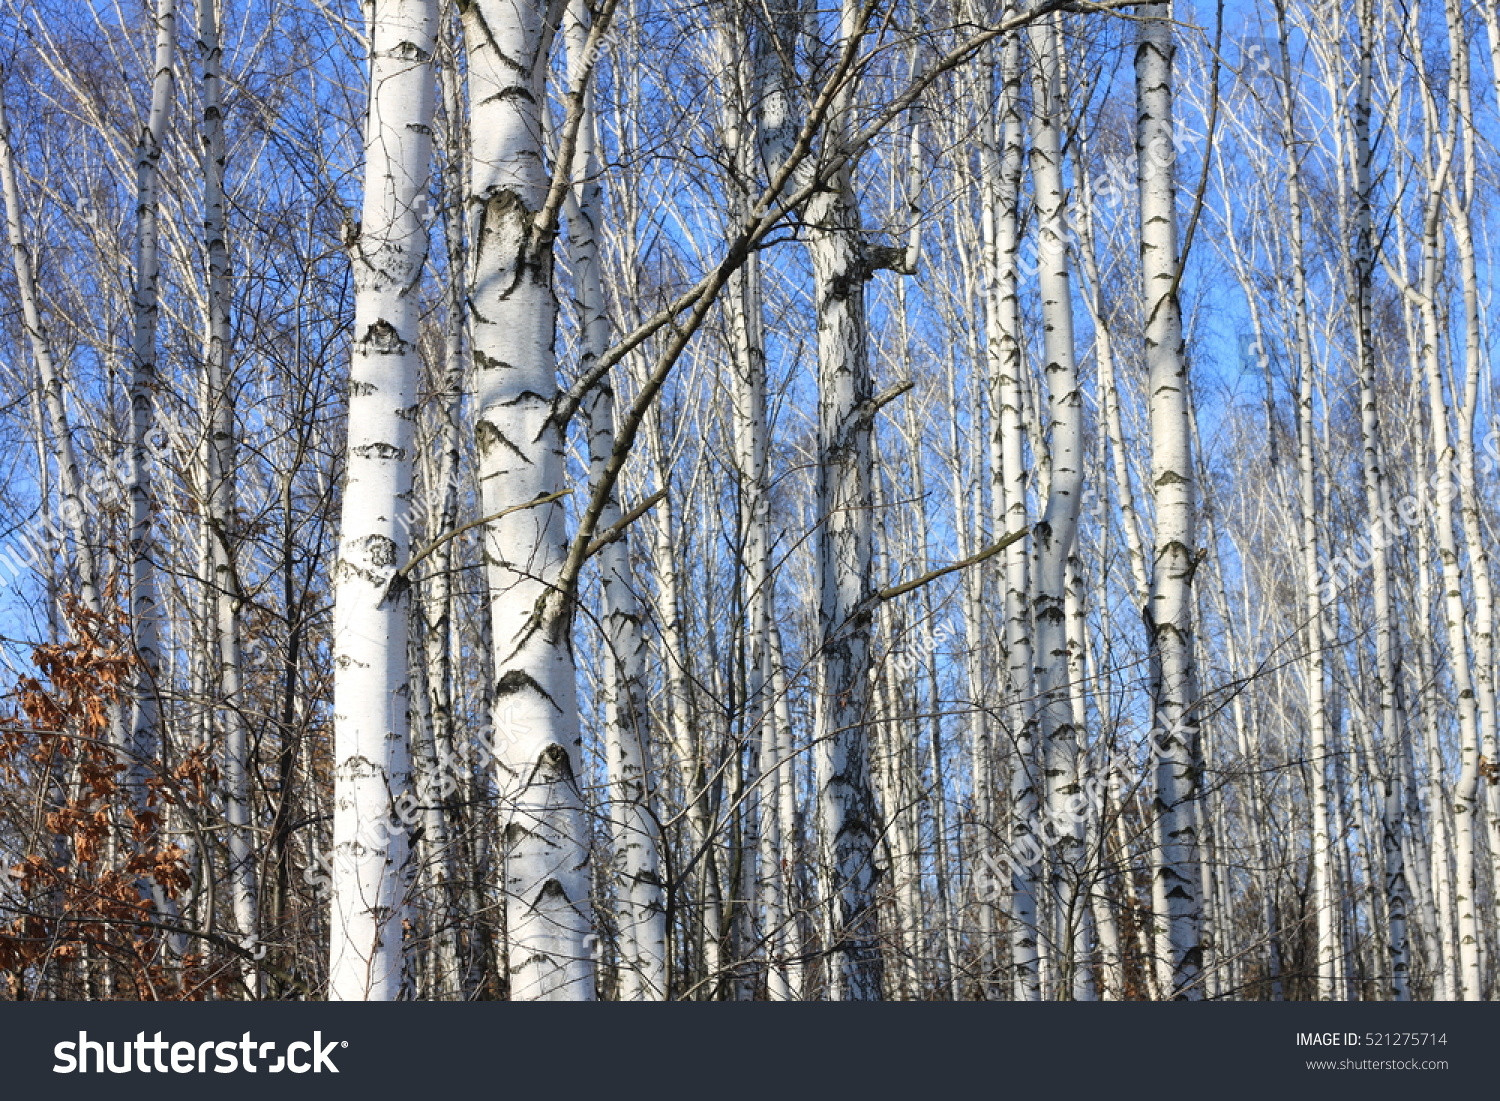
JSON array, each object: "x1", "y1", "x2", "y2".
[{"x1": 0, "y1": 599, "x2": 230, "y2": 999}]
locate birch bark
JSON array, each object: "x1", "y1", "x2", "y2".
[
  {"x1": 1273, "y1": 3, "x2": 1339, "y2": 999},
  {"x1": 1136, "y1": 0, "x2": 1203, "y2": 999},
  {"x1": 1409, "y1": 1, "x2": 1484, "y2": 993},
  {"x1": 197, "y1": 0, "x2": 258, "y2": 954},
  {"x1": 1349, "y1": 0, "x2": 1409, "y2": 998},
  {"x1": 1441, "y1": 0, "x2": 1500, "y2": 952},
  {"x1": 1025, "y1": 15, "x2": 1086, "y2": 995},
  {"x1": 329, "y1": 0, "x2": 436, "y2": 1001},
  {"x1": 808, "y1": 0, "x2": 883, "y2": 1002},
  {"x1": 126, "y1": 0, "x2": 177, "y2": 849},
  {"x1": 980, "y1": 31, "x2": 1040, "y2": 1002},
  {"x1": 462, "y1": 0, "x2": 595, "y2": 1000}
]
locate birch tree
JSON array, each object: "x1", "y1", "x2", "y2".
[
  {"x1": 1136, "y1": 0, "x2": 1203, "y2": 1000},
  {"x1": 462, "y1": 0, "x2": 595, "y2": 1001},
  {"x1": 329, "y1": 0, "x2": 437, "y2": 1001}
]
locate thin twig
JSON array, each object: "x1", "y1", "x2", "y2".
[
  {"x1": 396, "y1": 490, "x2": 572, "y2": 582},
  {"x1": 585, "y1": 488, "x2": 666, "y2": 559}
]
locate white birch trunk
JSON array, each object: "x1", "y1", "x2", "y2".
[
  {"x1": 126, "y1": 0, "x2": 177, "y2": 851},
  {"x1": 0, "y1": 93, "x2": 100, "y2": 615},
  {"x1": 1414, "y1": 60, "x2": 1484, "y2": 1000},
  {"x1": 1414, "y1": 477, "x2": 1460, "y2": 999},
  {"x1": 1272, "y1": 9, "x2": 1339, "y2": 1000},
  {"x1": 1442, "y1": 0, "x2": 1500, "y2": 958},
  {"x1": 329, "y1": 0, "x2": 436, "y2": 1001},
  {"x1": 1349, "y1": 0, "x2": 1409, "y2": 998},
  {"x1": 1135, "y1": 1, "x2": 1203, "y2": 999},
  {"x1": 981, "y1": 31, "x2": 1040, "y2": 1002},
  {"x1": 412, "y1": 31, "x2": 472, "y2": 999},
  {"x1": 1025, "y1": 16, "x2": 1087, "y2": 996},
  {"x1": 808, "y1": 0, "x2": 883, "y2": 1003},
  {"x1": 197, "y1": 0, "x2": 258, "y2": 954},
  {"x1": 462, "y1": 0, "x2": 594, "y2": 1000}
]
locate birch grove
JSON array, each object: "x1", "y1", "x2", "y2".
[{"x1": 0, "y1": 0, "x2": 1499, "y2": 1004}]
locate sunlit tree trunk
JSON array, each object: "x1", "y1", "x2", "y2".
[
  {"x1": 0, "y1": 93, "x2": 100, "y2": 615},
  {"x1": 1442, "y1": 0, "x2": 1500, "y2": 951},
  {"x1": 462, "y1": 0, "x2": 594, "y2": 1000},
  {"x1": 1025, "y1": 14, "x2": 1086, "y2": 997},
  {"x1": 411, "y1": 17, "x2": 472, "y2": 999},
  {"x1": 808, "y1": 0, "x2": 883, "y2": 1003},
  {"x1": 1348, "y1": 0, "x2": 1409, "y2": 999},
  {"x1": 125, "y1": 0, "x2": 177, "y2": 863},
  {"x1": 196, "y1": 0, "x2": 258, "y2": 961},
  {"x1": 1135, "y1": 0, "x2": 1203, "y2": 999},
  {"x1": 1407, "y1": 0, "x2": 1484, "y2": 996},
  {"x1": 329, "y1": 0, "x2": 436, "y2": 1001},
  {"x1": 980, "y1": 30, "x2": 1039, "y2": 1002},
  {"x1": 1273, "y1": 1, "x2": 1339, "y2": 1000}
]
